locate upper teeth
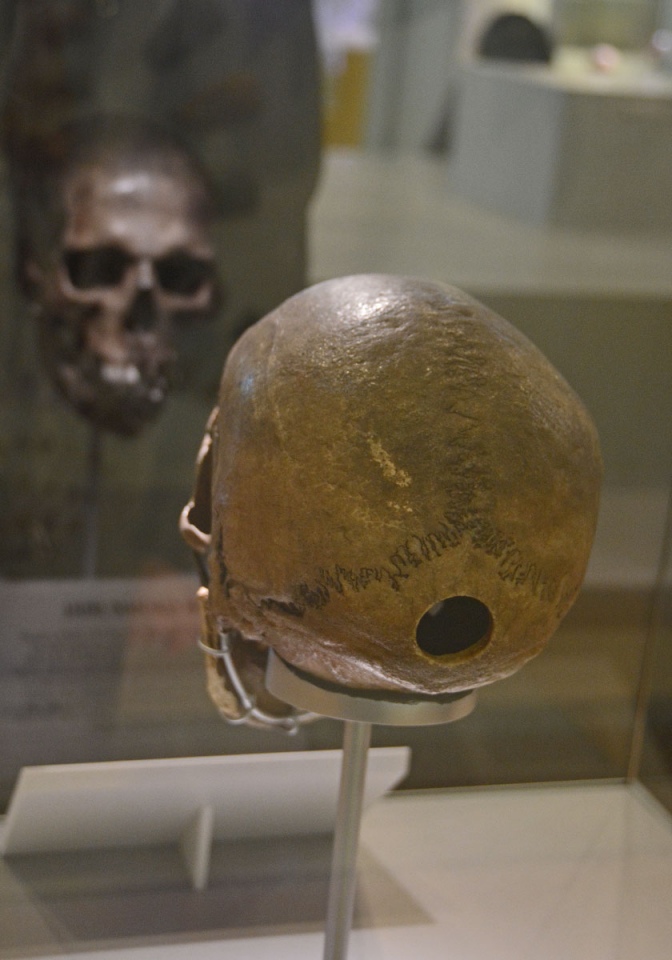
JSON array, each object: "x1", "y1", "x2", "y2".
[{"x1": 101, "y1": 363, "x2": 141, "y2": 386}]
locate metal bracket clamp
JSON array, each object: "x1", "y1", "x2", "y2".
[
  {"x1": 198, "y1": 632, "x2": 318, "y2": 734},
  {"x1": 265, "y1": 650, "x2": 477, "y2": 726}
]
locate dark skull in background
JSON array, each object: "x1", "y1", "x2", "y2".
[{"x1": 23, "y1": 118, "x2": 220, "y2": 436}]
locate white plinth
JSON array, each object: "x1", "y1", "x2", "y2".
[
  {"x1": 0, "y1": 749, "x2": 409, "y2": 889},
  {"x1": 450, "y1": 60, "x2": 672, "y2": 232},
  {"x1": 5, "y1": 783, "x2": 672, "y2": 960}
]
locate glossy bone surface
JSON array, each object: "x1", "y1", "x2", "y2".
[{"x1": 205, "y1": 275, "x2": 602, "y2": 695}]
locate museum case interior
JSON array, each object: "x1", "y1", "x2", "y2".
[{"x1": 0, "y1": 1, "x2": 671, "y2": 958}]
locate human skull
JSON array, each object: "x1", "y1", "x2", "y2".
[
  {"x1": 25, "y1": 120, "x2": 219, "y2": 436},
  {"x1": 185, "y1": 275, "x2": 602, "y2": 705}
]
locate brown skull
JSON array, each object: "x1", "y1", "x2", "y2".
[
  {"x1": 26, "y1": 121, "x2": 219, "y2": 436},
  {"x1": 184, "y1": 275, "x2": 602, "y2": 710}
]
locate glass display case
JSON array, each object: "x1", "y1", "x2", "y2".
[{"x1": 1, "y1": 2, "x2": 671, "y2": 958}]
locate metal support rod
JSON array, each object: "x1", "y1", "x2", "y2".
[
  {"x1": 264, "y1": 651, "x2": 476, "y2": 958},
  {"x1": 82, "y1": 426, "x2": 101, "y2": 579},
  {"x1": 323, "y1": 720, "x2": 372, "y2": 960}
]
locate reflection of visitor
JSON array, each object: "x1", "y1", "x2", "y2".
[
  {"x1": 0, "y1": 0, "x2": 323, "y2": 580},
  {"x1": 0, "y1": 0, "x2": 322, "y2": 359}
]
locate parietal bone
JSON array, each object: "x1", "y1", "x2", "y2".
[{"x1": 183, "y1": 275, "x2": 602, "y2": 713}]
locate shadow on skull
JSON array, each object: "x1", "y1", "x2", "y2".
[{"x1": 18, "y1": 115, "x2": 223, "y2": 437}]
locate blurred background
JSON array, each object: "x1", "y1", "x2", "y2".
[{"x1": 0, "y1": 0, "x2": 670, "y2": 822}]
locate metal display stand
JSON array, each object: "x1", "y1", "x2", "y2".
[
  {"x1": 82, "y1": 426, "x2": 102, "y2": 578},
  {"x1": 266, "y1": 653, "x2": 477, "y2": 960}
]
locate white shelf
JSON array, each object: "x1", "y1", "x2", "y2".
[
  {"x1": 3, "y1": 783, "x2": 671, "y2": 960},
  {"x1": 309, "y1": 148, "x2": 672, "y2": 298},
  {"x1": 0, "y1": 749, "x2": 410, "y2": 890}
]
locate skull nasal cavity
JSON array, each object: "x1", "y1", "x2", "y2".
[
  {"x1": 126, "y1": 289, "x2": 157, "y2": 332},
  {"x1": 416, "y1": 596, "x2": 492, "y2": 657}
]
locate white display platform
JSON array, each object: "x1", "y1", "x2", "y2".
[
  {"x1": 4, "y1": 783, "x2": 672, "y2": 960},
  {"x1": 0, "y1": 749, "x2": 410, "y2": 889},
  {"x1": 450, "y1": 59, "x2": 672, "y2": 232}
]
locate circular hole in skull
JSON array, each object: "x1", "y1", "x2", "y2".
[
  {"x1": 65, "y1": 246, "x2": 131, "y2": 289},
  {"x1": 415, "y1": 596, "x2": 492, "y2": 657}
]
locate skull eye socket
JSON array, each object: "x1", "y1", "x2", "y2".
[
  {"x1": 416, "y1": 596, "x2": 492, "y2": 658},
  {"x1": 65, "y1": 246, "x2": 132, "y2": 289},
  {"x1": 155, "y1": 253, "x2": 214, "y2": 296}
]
